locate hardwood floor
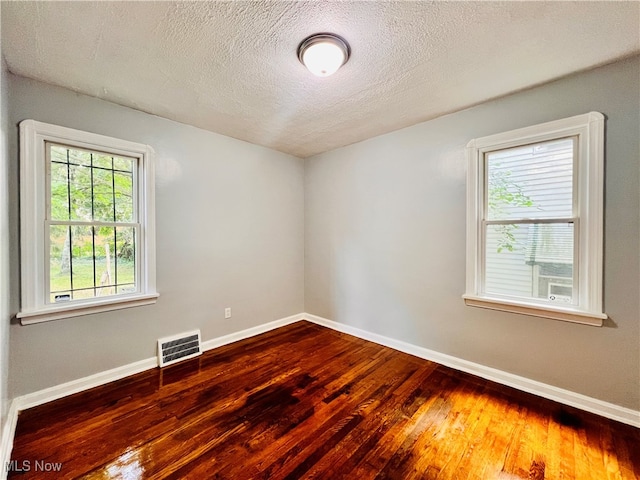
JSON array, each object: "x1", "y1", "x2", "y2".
[{"x1": 8, "y1": 321, "x2": 640, "y2": 479}]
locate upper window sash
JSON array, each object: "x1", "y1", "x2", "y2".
[
  {"x1": 45, "y1": 141, "x2": 140, "y2": 224},
  {"x1": 463, "y1": 112, "x2": 605, "y2": 326},
  {"x1": 482, "y1": 136, "x2": 577, "y2": 222}
]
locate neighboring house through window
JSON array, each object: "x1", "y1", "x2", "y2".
[
  {"x1": 464, "y1": 112, "x2": 606, "y2": 326},
  {"x1": 18, "y1": 120, "x2": 158, "y2": 324}
]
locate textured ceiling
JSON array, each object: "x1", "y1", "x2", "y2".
[{"x1": 2, "y1": 1, "x2": 639, "y2": 158}]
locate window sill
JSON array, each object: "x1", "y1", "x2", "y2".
[
  {"x1": 462, "y1": 294, "x2": 606, "y2": 326},
  {"x1": 17, "y1": 293, "x2": 159, "y2": 325}
]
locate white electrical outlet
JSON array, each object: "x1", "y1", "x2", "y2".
[{"x1": 225, "y1": 307, "x2": 231, "y2": 319}]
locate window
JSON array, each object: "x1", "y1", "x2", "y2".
[
  {"x1": 463, "y1": 112, "x2": 605, "y2": 326},
  {"x1": 18, "y1": 120, "x2": 158, "y2": 324}
]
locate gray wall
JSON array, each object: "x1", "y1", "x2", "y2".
[
  {"x1": 5, "y1": 55, "x2": 639, "y2": 411},
  {"x1": 8, "y1": 74, "x2": 305, "y2": 397},
  {"x1": 305, "y1": 56, "x2": 640, "y2": 410},
  {"x1": 1, "y1": 52, "x2": 10, "y2": 423}
]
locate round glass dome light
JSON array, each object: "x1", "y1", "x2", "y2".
[{"x1": 298, "y1": 33, "x2": 350, "y2": 77}]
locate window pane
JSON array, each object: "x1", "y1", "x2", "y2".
[
  {"x1": 68, "y1": 164, "x2": 94, "y2": 221},
  {"x1": 485, "y1": 223, "x2": 574, "y2": 304},
  {"x1": 115, "y1": 227, "x2": 136, "y2": 293},
  {"x1": 93, "y1": 153, "x2": 113, "y2": 170},
  {"x1": 71, "y1": 225, "x2": 98, "y2": 300},
  {"x1": 486, "y1": 138, "x2": 574, "y2": 221},
  {"x1": 50, "y1": 162, "x2": 70, "y2": 221},
  {"x1": 49, "y1": 225, "x2": 71, "y2": 301},
  {"x1": 93, "y1": 167, "x2": 115, "y2": 222},
  {"x1": 94, "y1": 226, "x2": 117, "y2": 297},
  {"x1": 114, "y1": 172, "x2": 134, "y2": 222},
  {"x1": 113, "y1": 156, "x2": 133, "y2": 173},
  {"x1": 50, "y1": 145, "x2": 68, "y2": 164},
  {"x1": 67, "y1": 147, "x2": 92, "y2": 167}
]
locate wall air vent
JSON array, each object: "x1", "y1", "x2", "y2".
[{"x1": 157, "y1": 330, "x2": 202, "y2": 367}]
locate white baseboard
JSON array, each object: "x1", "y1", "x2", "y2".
[
  {"x1": 201, "y1": 313, "x2": 305, "y2": 352},
  {"x1": 0, "y1": 400, "x2": 19, "y2": 480},
  {"x1": 15, "y1": 357, "x2": 158, "y2": 412},
  {"x1": 304, "y1": 313, "x2": 640, "y2": 428}
]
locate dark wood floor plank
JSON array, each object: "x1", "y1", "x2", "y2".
[
  {"x1": 308, "y1": 362, "x2": 440, "y2": 478},
  {"x1": 8, "y1": 320, "x2": 640, "y2": 480},
  {"x1": 278, "y1": 360, "x2": 422, "y2": 479},
  {"x1": 255, "y1": 354, "x2": 417, "y2": 479}
]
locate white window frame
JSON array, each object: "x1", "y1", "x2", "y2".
[
  {"x1": 463, "y1": 112, "x2": 606, "y2": 326},
  {"x1": 18, "y1": 120, "x2": 158, "y2": 324}
]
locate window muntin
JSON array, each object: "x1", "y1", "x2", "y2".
[
  {"x1": 46, "y1": 143, "x2": 138, "y2": 304},
  {"x1": 464, "y1": 112, "x2": 605, "y2": 326}
]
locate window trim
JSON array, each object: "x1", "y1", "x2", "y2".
[
  {"x1": 18, "y1": 120, "x2": 158, "y2": 324},
  {"x1": 463, "y1": 112, "x2": 605, "y2": 326}
]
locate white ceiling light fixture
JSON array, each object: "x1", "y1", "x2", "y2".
[{"x1": 298, "y1": 33, "x2": 350, "y2": 77}]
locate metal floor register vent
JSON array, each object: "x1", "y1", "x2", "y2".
[{"x1": 157, "y1": 330, "x2": 202, "y2": 367}]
